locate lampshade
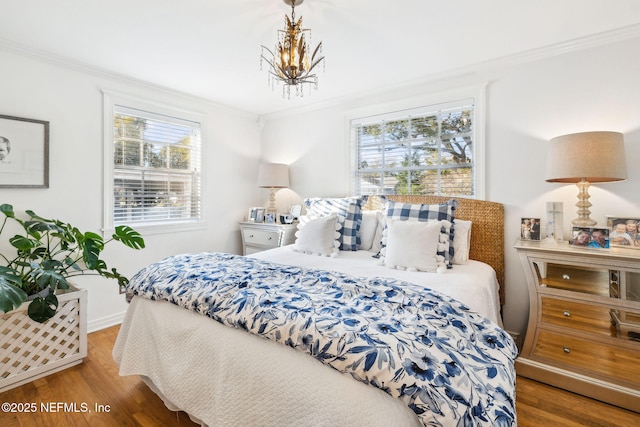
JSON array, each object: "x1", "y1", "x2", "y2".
[
  {"x1": 545, "y1": 131, "x2": 627, "y2": 226},
  {"x1": 258, "y1": 163, "x2": 289, "y2": 188},
  {"x1": 545, "y1": 131, "x2": 627, "y2": 183}
]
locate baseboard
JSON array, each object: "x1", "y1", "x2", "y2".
[{"x1": 88, "y1": 311, "x2": 126, "y2": 333}]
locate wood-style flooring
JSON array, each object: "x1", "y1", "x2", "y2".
[{"x1": 1, "y1": 325, "x2": 638, "y2": 426}]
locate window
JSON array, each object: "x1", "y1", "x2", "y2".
[
  {"x1": 351, "y1": 97, "x2": 482, "y2": 198},
  {"x1": 104, "y1": 93, "x2": 203, "y2": 232}
]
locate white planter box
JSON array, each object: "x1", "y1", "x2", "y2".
[{"x1": 0, "y1": 286, "x2": 87, "y2": 393}]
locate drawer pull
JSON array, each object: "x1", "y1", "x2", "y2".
[
  {"x1": 249, "y1": 234, "x2": 254, "y2": 238},
  {"x1": 563, "y1": 347, "x2": 571, "y2": 354},
  {"x1": 562, "y1": 274, "x2": 570, "y2": 280},
  {"x1": 563, "y1": 311, "x2": 571, "y2": 317},
  {"x1": 268, "y1": 237, "x2": 272, "y2": 240}
]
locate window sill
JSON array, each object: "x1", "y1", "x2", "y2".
[{"x1": 104, "y1": 220, "x2": 207, "y2": 237}]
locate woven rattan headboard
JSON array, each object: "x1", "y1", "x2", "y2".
[{"x1": 363, "y1": 195, "x2": 505, "y2": 305}]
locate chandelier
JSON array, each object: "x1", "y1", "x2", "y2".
[{"x1": 260, "y1": 0, "x2": 325, "y2": 98}]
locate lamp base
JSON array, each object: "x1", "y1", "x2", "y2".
[
  {"x1": 266, "y1": 187, "x2": 278, "y2": 222},
  {"x1": 572, "y1": 179, "x2": 597, "y2": 227}
]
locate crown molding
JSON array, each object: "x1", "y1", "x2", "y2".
[
  {"x1": 260, "y1": 23, "x2": 640, "y2": 121},
  {"x1": 2, "y1": 22, "x2": 639, "y2": 121},
  {"x1": 0, "y1": 38, "x2": 259, "y2": 120}
]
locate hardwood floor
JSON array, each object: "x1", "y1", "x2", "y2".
[{"x1": 1, "y1": 325, "x2": 637, "y2": 426}]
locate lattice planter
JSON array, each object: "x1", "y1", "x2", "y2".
[{"x1": 0, "y1": 286, "x2": 87, "y2": 393}]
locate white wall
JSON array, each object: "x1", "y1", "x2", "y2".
[
  {"x1": 0, "y1": 48, "x2": 263, "y2": 331},
  {"x1": 260, "y1": 35, "x2": 640, "y2": 336}
]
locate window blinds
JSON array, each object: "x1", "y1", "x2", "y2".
[
  {"x1": 112, "y1": 105, "x2": 202, "y2": 225},
  {"x1": 352, "y1": 99, "x2": 475, "y2": 197}
]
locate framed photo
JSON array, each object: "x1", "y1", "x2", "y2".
[
  {"x1": 290, "y1": 204, "x2": 302, "y2": 219},
  {"x1": 569, "y1": 227, "x2": 610, "y2": 249},
  {"x1": 254, "y1": 208, "x2": 265, "y2": 223},
  {"x1": 0, "y1": 114, "x2": 49, "y2": 188},
  {"x1": 248, "y1": 207, "x2": 265, "y2": 223},
  {"x1": 606, "y1": 216, "x2": 640, "y2": 248},
  {"x1": 265, "y1": 213, "x2": 275, "y2": 224},
  {"x1": 520, "y1": 217, "x2": 541, "y2": 241}
]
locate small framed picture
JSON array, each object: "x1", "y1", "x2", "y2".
[
  {"x1": 248, "y1": 207, "x2": 265, "y2": 222},
  {"x1": 520, "y1": 218, "x2": 541, "y2": 241},
  {"x1": 570, "y1": 227, "x2": 610, "y2": 249},
  {"x1": 606, "y1": 216, "x2": 640, "y2": 249},
  {"x1": 265, "y1": 213, "x2": 275, "y2": 224},
  {"x1": 290, "y1": 204, "x2": 302, "y2": 219},
  {"x1": 255, "y1": 208, "x2": 265, "y2": 223}
]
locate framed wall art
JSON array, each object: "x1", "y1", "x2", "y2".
[
  {"x1": 606, "y1": 216, "x2": 640, "y2": 248},
  {"x1": 0, "y1": 114, "x2": 49, "y2": 188}
]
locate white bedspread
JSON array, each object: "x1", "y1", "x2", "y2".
[
  {"x1": 114, "y1": 296, "x2": 422, "y2": 427},
  {"x1": 113, "y1": 248, "x2": 505, "y2": 426},
  {"x1": 252, "y1": 246, "x2": 503, "y2": 326}
]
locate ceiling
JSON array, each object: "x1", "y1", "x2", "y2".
[{"x1": 1, "y1": 1, "x2": 640, "y2": 116}]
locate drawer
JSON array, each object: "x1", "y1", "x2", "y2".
[
  {"x1": 533, "y1": 262, "x2": 610, "y2": 297},
  {"x1": 242, "y1": 228, "x2": 280, "y2": 247},
  {"x1": 540, "y1": 297, "x2": 615, "y2": 337},
  {"x1": 532, "y1": 330, "x2": 640, "y2": 387}
]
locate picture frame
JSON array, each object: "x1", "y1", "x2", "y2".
[
  {"x1": 606, "y1": 216, "x2": 640, "y2": 249},
  {"x1": 569, "y1": 227, "x2": 610, "y2": 249},
  {"x1": 520, "y1": 217, "x2": 541, "y2": 241},
  {"x1": 248, "y1": 207, "x2": 265, "y2": 223},
  {"x1": 254, "y1": 207, "x2": 265, "y2": 223},
  {"x1": 290, "y1": 204, "x2": 302, "y2": 219},
  {"x1": 0, "y1": 114, "x2": 49, "y2": 188},
  {"x1": 265, "y1": 213, "x2": 275, "y2": 224}
]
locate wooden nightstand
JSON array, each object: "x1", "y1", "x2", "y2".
[
  {"x1": 514, "y1": 240, "x2": 640, "y2": 412},
  {"x1": 239, "y1": 221, "x2": 297, "y2": 255}
]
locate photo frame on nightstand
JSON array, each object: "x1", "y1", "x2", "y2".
[
  {"x1": 520, "y1": 217, "x2": 541, "y2": 241},
  {"x1": 248, "y1": 207, "x2": 265, "y2": 223},
  {"x1": 569, "y1": 227, "x2": 610, "y2": 249},
  {"x1": 290, "y1": 204, "x2": 302, "y2": 219},
  {"x1": 606, "y1": 216, "x2": 640, "y2": 249}
]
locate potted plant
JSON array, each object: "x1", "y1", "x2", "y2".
[
  {"x1": 0, "y1": 203, "x2": 144, "y2": 391},
  {"x1": 0, "y1": 203, "x2": 145, "y2": 322}
]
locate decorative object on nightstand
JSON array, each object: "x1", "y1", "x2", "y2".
[
  {"x1": 514, "y1": 240, "x2": 640, "y2": 412},
  {"x1": 240, "y1": 221, "x2": 297, "y2": 255},
  {"x1": 543, "y1": 201, "x2": 563, "y2": 243},
  {"x1": 545, "y1": 131, "x2": 627, "y2": 227},
  {"x1": 258, "y1": 163, "x2": 289, "y2": 220}
]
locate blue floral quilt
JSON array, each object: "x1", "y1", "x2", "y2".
[{"x1": 127, "y1": 252, "x2": 517, "y2": 426}]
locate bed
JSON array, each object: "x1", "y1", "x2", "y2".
[{"x1": 113, "y1": 195, "x2": 517, "y2": 427}]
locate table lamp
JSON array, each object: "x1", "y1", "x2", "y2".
[
  {"x1": 545, "y1": 131, "x2": 627, "y2": 226},
  {"x1": 258, "y1": 163, "x2": 289, "y2": 218}
]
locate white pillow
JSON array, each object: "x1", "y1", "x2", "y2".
[
  {"x1": 371, "y1": 211, "x2": 385, "y2": 254},
  {"x1": 383, "y1": 219, "x2": 442, "y2": 272},
  {"x1": 452, "y1": 219, "x2": 472, "y2": 264},
  {"x1": 293, "y1": 215, "x2": 341, "y2": 257},
  {"x1": 358, "y1": 210, "x2": 380, "y2": 251}
]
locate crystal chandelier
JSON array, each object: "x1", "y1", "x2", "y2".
[{"x1": 260, "y1": 0, "x2": 325, "y2": 98}]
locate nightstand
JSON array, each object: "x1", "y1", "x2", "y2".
[
  {"x1": 514, "y1": 240, "x2": 640, "y2": 412},
  {"x1": 240, "y1": 221, "x2": 297, "y2": 255}
]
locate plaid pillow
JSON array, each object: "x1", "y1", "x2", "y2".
[
  {"x1": 381, "y1": 199, "x2": 457, "y2": 268},
  {"x1": 304, "y1": 196, "x2": 368, "y2": 251}
]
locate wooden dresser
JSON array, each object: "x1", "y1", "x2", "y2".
[{"x1": 514, "y1": 240, "x2": 639, "y2": 412}]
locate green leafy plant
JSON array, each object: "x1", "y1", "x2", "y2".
[{"x1": 0, "y1": 203, "x2": 145, "y2": 322}]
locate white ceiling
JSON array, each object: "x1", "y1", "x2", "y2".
[{"x1": 1, "y1": 1, "x2": 640, "y2": 116}]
